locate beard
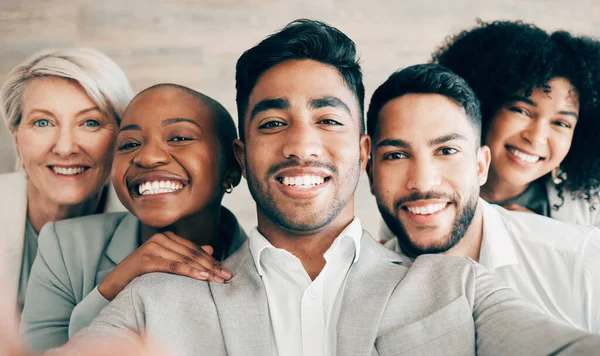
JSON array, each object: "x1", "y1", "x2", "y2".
[
  {"x1": 378, "y1": 187, "x2": 479, "y2": 258},
  {"x1": 245, "y1": 157, "x2": 360, "y2": 232}
]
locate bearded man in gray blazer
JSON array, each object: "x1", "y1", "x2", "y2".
[{"x1": 52, "y1": 19, "x2": 600, "y2": 356}]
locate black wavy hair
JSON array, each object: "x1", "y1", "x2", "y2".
[
  {"x1": 432, "y1": 20, "x2": 600, "y2": 202},
  {"x1": 367, "y1": 63, "x2": 482, "y2": 147},
  {"x1": 235, "y1": 19, "x2": 365, "y2": 141}
]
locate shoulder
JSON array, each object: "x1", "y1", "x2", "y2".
[
  {"x1": 129, "y1": 272, "x2": 213, "y2": 305},
  {"x1": 546, "y1": 181, "x2": 600, "y2": 227},
  {"x1": 39, "y1": 212, "x2": 131, "y2": 253},
  {"x1": 494, "y1": 202, "x2": 596, "y2": 251}
]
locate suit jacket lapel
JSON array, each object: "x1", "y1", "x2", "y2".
[
  {"x1": 100, "y1": 213, "x2": 140, "y2": 275},
  {"x1": 337, "y1": 233, "x2": 408, "y2": 356},
  {"x1": 0, "y1": 172, "x2": 28, "y2": 309},
  {"x1": 210, "y1": 242, "x2": 273, "y2": 355}
]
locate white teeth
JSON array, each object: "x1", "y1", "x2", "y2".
[
  {"x1": 508, "y1": 147, "x2": 540, "y2": 163},
  {"x1": 137, "y1": 180, "x2": 184, "y2": 196},
  {"x1": 281, "y1": 175, "x2": 325, "y2": 188},
  {"x1": 53, "y1": 166, "x2": 86, "y2": 175},
  {"x1": 406, "y1": 203, "x2": 447, "y2": 215}
]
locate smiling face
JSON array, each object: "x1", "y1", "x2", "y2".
[
  {"x1": 369, "y1": 94, "x2": 490, "y2": 256},
  {"x1": 235, "y1": 59, "x2": 369, "y2": 233},
  {"x1": 14, "y1": 76, "x2": 117, "y2": 206},
  {"x1": 484, "y1": 77, "x2": 579, "y2": 194},
  {"x1": 112, "y1": 87, "x2": 230, "y2": 228}
]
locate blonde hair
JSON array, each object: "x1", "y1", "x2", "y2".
[{"x1": 0, "y1": 48, "x2": 134, "y2": 169}]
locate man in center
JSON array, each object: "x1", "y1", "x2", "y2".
[{"x1": 54, "y1": 19, "x2": 600, "y2": 355}]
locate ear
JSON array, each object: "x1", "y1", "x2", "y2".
[
  {"x1": 366, "y1": 157, "x2": 375, "y2": 196},
  {"x1": 359, "y1": 134, "x2": 371, "y2": 174},
  {"x1": 477, "y1": 145, "x2": 491, "y2": 186},
  {"x1": 233, "y1": 139, "x2": 247, "y2": 179},
  {"x1": 222, "y1": 154, "x2": 243, "y2": 191}
]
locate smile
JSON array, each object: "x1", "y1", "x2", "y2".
[
  {"x1": 277, "y1": 175, "x2": 328, "y2": 188},
  {"x1": 50, "y1": 166, "x2": 89, "y2": 176},
  {"x1": 506, "y1": 146, "x2": 544, "y2": 164},
  {"x1": 137, "y1": 180, "x2": 185, "y2": 196},
  {"x1": 405, "y1": 203, "x2": 447, "y2": 215}
]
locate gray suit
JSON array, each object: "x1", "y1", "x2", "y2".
[{"x1": 64, "y1": 231, "x2": 599, "y2": 355}]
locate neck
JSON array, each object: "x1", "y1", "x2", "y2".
[
  {"x1": 444, "y1": 203, "x2": 484, "y2": 261},
  {"x1": 26, "y1": 180, "x2": 105, "y2": 234},
  {"x1": 140, "y1": 204, "x2": 222, "y2": 255},
  {"x1": 480, "y1": 169, "x2": 529, "y2": 203},
  {"x1": 256, "y1": 203, "x2": 355, "y2": 280}
]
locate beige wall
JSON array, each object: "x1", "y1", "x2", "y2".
[{"x1": 1, "y1": 0, "x2": 599, "y2": 233}]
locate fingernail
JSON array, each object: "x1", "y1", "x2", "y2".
[
  {"x1": 221, "y1": 269, "x2": 232, "y2": 279},
  {"x1": 214, "y1": 275, "x2": 225, "y2": 284},
  {"x1": 198, "y1": 271, "x2": 209, "y2": 279}
]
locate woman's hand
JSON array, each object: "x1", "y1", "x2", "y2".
[
  {"x1": 98, "y1": 232, "x2": 232, "y2": 301},
  {"x1": 503, "y1": 204, "x2": 536, "y2": 214}
]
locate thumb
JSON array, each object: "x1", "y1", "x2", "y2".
[{"x1": 200, "y1": 245, "x2": 214, "y2": 256}]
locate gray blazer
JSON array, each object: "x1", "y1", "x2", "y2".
[
  {"x1": 61, "y1": 231, "x2": 600, "y2": 355},
  {"x1": 21, "y1": 209, "x2": 246, "y2": 353}
]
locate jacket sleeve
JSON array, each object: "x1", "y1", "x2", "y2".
[
  {"x1": 20, "y1": 222, "x2": 76, "y2": 353},
  {"x1": 577, "y1": 228, "x2": 600, "y2": 333},
  {"x1": 469, "y1": 260, "x2": 600, "y2": 355},
  {"x1": 45, "y1": 279, "x2": 146, "y2": 355},
  {"x1": 68, "y1": 286, "x2": 110, "y2": 338}
]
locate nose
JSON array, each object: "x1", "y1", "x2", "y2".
[
  {"x1": 521, "y1": 119, "x2": 549, "y2": 146},
  {"x1": 51, "y1": 127, "x2": 80, "y2": 157},
  {"x1": 406, "y1": 157, "x2": 442, "y2": 192},
  {"x1": 282, "y1": 121, "x2": 323, "y2": 160},
  {"x1": 132, "y1": 141, "x2": 171, "y2": 168}
]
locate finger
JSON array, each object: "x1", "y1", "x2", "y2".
[
  {"x1": 160, "y1": 232, "x2": 231, "y2": 280},
  {"x1": 152, "y1": 256, "x2": 231, "y2": 283},
  {"x1": 200, "y1": 245, "x2": 214, "y2": 256},
  {"x1": 142, "y1": 249, "x2": 212, "y2": 280}
]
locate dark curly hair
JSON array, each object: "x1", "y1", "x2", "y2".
[{"x1": 432, "y1": 20, "x2": 600, "y2": 202}]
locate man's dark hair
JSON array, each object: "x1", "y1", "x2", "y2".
[
  {"x1": 235, "y1": 18, "x2": 365, "y2": 141},
  {"x1": 367, "y1": 63, "x2": 482, "y2": 145},
  {"x1": 432, "y1": 20, "x2": 600, "y2": 199}
]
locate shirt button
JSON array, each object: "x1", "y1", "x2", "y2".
[{"x1": 307, "y1": 288, "x2": 317, "y2": 299}]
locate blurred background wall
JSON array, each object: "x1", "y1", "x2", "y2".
[{"x1": 1, "y1": 0, "x2": 599, "y2": 233}]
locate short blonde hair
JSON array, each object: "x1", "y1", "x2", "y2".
[{"x1": 0, "y1": 47, "x2": 134, "y2": 132}]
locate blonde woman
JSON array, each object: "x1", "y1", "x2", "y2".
[{"x1": 0, "y1": 48, "x2": 134, "y2": 310}]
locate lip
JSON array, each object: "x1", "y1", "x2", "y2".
[
  {"x1": 504, "y1": 145, "x2": 544, "y2": 167},
  {"x1": 274, "y1": 167, "x2": 332, "y2": 200},
  {"x1": 400, "y1": 201, "x2": 451, "y2": 225},
  {"x1": 127, "y1": 171, "x2": 189, "y2": 198},
  {"x1": 47, "y1": 165, "x2": 91, "y2": 179}
]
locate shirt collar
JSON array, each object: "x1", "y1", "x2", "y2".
[
  {"x1": 249, "y1": 217, "x2": 363, "y2": 277},
  {"x1": 479, "y1": 198, "x2": 519, "y2": 270}
]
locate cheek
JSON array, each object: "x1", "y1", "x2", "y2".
[
  {"x1": 78, "y1": 130, "x2": 117, "y2": 166},
  {"x1": 15, "y1": 131, "x2": 54, "y2": 164},
  {"x1": 549, "y1": 134, "x2": 574, "y2": 161},
  {"x1": 485, "y1": 114, "x2": 516, "y2": 148}
]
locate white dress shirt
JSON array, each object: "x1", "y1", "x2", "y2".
[
  {"x1": 383, "y1": 198, "x2": 600, "y2": 332},
  {"x1": 249, "y1": 218, "x2": 363, "y2": 356}
]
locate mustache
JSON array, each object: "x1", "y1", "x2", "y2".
[
  {"x1": 394, "y1": 191, "x2": 457, "y2": 210},
  {"x1": 266, "y1": 159, "x2": 338, "y2": 177}
]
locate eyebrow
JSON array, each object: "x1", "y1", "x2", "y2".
[
  {"x1": 162, "y1": 118, "x2": 201, "y2": 127},
  {"x1": 249, "y1": 98, "x2": 290, "y2": 121},
  {"x1": 506, "y1": 95, "x2": 578, "y2": 119},
  {"x1": 27, "y1": 106, "x2": 101, "y2": 117},
  {"x1": 376, "y1": 138, "x2": 411, "y2": 149},
  {"x1": 428, "y1": 133, "x2": 468, "y2": 146},
  {"x1": 376, "y1": 134, "x2": 467, "y2": 149},
  {"x1": 119, "y1": 124, "x2": 141, "y2": 132},
  {"x1": 308, "y1": 96, "x2": 352, "y2": 116}
]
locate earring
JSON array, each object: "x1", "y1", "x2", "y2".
[
  {"x1": 551, "y1": 167, "x2": 566, "y2": 185},
  {"x1": 225, "y1": 182, "x2": 233, "y2": 194}
]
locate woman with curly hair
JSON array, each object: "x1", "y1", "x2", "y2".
[{"x1": 432, "y1": 21, "x2": 600, "y2": 227}]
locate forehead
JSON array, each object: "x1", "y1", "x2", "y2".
[
  {"x1": 376, "y1": 94, "x2": 475, "y2": 144},
  {"x1": 247, "y1": 59, "x2": 360, "y2": 117},
  {"x1": 124, "y1": 89, "x2": 211, "y2": 125},
  {"x1": 22, "y1": 76, "x2": 95, "y2": 110},
  {"x1": 527, "y1": 77, "x2": 580, "y2": 110}
]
